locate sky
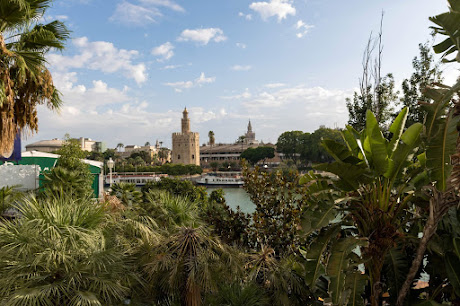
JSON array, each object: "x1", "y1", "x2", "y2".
[{"x1": 25, "y1": 0, "x2": 454, "y2": 149}]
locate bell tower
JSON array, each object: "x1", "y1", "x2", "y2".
[{"x1": 181, "y1": 107, "x2": 190, "y2": 133}]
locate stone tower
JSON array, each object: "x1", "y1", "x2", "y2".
[{"x1": 172, "y1": 108, "x2": 200, "y2": 165}]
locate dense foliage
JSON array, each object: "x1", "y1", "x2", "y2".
[
  {"x1": 276, "y1": 127, "x2": 343, "y2": 165},
  {"x1": 114, "y1": 162, "x2": 203, "y2": 175},
  {"x1": 1, "y1": 2, "x2": 460, "y2": 306},
  {"x1": 42, "y1": 136, "x2": 93, "y2": 198},
  {"x1": 240, "y1": 146, "x2": 275, "y2": 165}
]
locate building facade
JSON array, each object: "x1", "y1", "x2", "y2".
[
  {"x1": 171, "y1": 108, "x2": 200, "y2": 165},
  {"x1": 26, "y1": 137, "x2": 105, "y2": 153},
  {"x1": 200, "y1": 120, "x2": 280, "y2": 167}
]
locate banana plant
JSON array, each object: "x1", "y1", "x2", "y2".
[
  {"x1": 396, "y1": 2, "x2": 460, "y2": 304},
  {"x1": 299, "y1": 107, "x2": 425, "y2": 306}
]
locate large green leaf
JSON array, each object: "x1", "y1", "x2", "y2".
[
  {"x1": 450, "y1": 0, "x2": 460, "y2": 12},
  {"x1": 344, "y1": 272, "x2": 367, "y2": 306},
  {"x1": 342, "y1": 126, "x2": 360, "y2": 156},
  {"x1": 327, "y1": 237, "x2": 367, "y2": 305},
  {"x1": 365, "y1": 110, "x2": 389, "y2": 175},
  {"x1": 303, "y1": 226, "x2": 340, "y2": 288},
  {"x1": 425, "y1": 108, "x2": 459, "y2": 191},
  {"x1": 301, "y1": 200, "x2": 338, "y2": 236},
  {"x1": 315, "y1": 162, "x2": 369, "y2": 191},
  {"x1": 423, "y1": 82, "x2": 460, "y2": 141},
  {"x1": 322, "y1": 140, "x2": 361, "y2": 164},
  {"x1": 384, "y1": 123, "x2": 423, "y2": 181},
  {"x1": 430, "y1": 10, "x2": 460, "y2": 61},
  {"x1": 387, "y1": 107, "x2": 409, "y2": 158},
  {"x1": 384, "y1": 247, "x2": 409, "y2": 304}
]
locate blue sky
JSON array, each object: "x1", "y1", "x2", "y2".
[{"x1": 28, "y1": 0, "x2": 452, "y2": 148}]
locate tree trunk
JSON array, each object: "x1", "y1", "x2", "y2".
[
  {"x1": 396, "y1": 194, "x2": 440, "y2": 306},
  {"x1": 185, "y1": 282, "x2": 201, "y2": 306},
  {"x1": 369, "y1": 258, "x2": 384, "y2": 306}
]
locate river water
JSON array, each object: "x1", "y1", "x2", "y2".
[{"x1": 206, "y1": 187, "x2": 255, "y2": 214}]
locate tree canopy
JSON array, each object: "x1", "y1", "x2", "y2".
[
  {"x1": 276, "y1": 127, "x2": 343, "y2": 165},
  {"x1": 240, "y1": 146, "x2": 275, "y2": 165},
  {"x1": 0, "y1": 0, "x2": 69, "y2": 155}
]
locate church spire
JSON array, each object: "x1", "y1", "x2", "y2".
[{"x1": 247, "y1": 119, "x2": 252, "y2": 133}]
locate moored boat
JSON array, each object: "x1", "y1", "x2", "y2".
[
  {"x1": 105, "y1": 172, "x2": 168, "y2": 186},
  {"x1": 196, "y1": 172, "x2": 244, "y2": 187}
]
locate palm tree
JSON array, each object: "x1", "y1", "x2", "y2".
[
  {"x1": 117, "y1": 143, "x2": 124, "y2": 152},
  {"x1": 245, "y1": 246, "x2": 305, "y2": 305},
  {"x1": 142, "y1": 225, "x2": 241, "y2": 306},
  {"x1": 0, "y1": 194, "x2": 133, "y2": 305},
  {"x1": 0, "y1": 185, "x2": 23, "y2": 216},
  {"x1": 42, "y1": 166, "x2": 94, "y2": 199},
  {"x1": 0, "y1": 0, "x2": 69, "y2": 155},
  {"x1": 145, "y1": 141, "x2": 151, "y2": 146},
  {"x1": 208, "y1": 131, "x2": 215, "y2": 146},
  {"x1": 206, "y1": 282, "x2": 269, "y2": 306},
  {"x1": 110, "y1": 182, "x2": 142, "y2": 207},
  {"x1": 142, "y1": 190, "x2": 200, "y2": 228}
]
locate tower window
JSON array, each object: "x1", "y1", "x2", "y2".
[
  {"x1": 178, "y1": 154, "x2": 181, "y2": 159},
  {"x1": 192, "y1": 154, "x2": 195, "y2": 159}
]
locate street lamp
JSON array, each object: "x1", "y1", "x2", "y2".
[{"x1": 107, "y1": 157, "x2": 115, "y2": 188}]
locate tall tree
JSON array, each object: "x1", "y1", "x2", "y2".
[
  {"x1": 400, "y1": 42, "x2": 443, "y2": 126},
  {"x1": 276, "y1": 131, "x2": 304, "y2": 164},
  {"x1": 208, "y1": 131, "x2": 215, "y2": 146},
  {"x1": 142, "y1": 226, "x2": 239, "y2": 306},
  {"x1": 117, "y1": 143, "x2": 124, "y2": 152},
  {"x1": 0, "y1": 0, "x2": 69, "y2": 156},
  {"x1": 346, "y1": 13, "x2": 398, "y2": 131},
  {"x1": 145, "y1": 141, "x2": 150, "y2": 146},
  {"x1": 43, "y1": 135, "x2": 93, "y2": 198},
  {"x1": 240, "y1": 147, "x2": 275, "y2": 166},
  {"x1": 301, "y1": 126, "x2": 343, "y2": 164}
]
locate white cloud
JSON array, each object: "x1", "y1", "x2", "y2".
[
  {"x1": 188, "y1": 107, "x2": 225, "y2": 123},
  {"x1": 152, "y1": 42, "x2": 174, "y2": 61},
  {"x1": 249, "y1": 0, "x2": 296, "y2": 21},
  {"x1": 231, "y1": 65, "x2": 252, "y2": 71},
  {"x1": 221, "y1": 88, "x2": 252, "y2": 100},
  {"x1": 164, "y1": 72, "x2": 215, "y2": 92},
  {"x1": 26, "y1": 71, "x2": 182, "y2": 148},
  {"x1": 139, "y1": 0, "x2": 184, "y2": 12},
  {"x1": 196, "y1": 72, "x2": 216, "y2": 85},
  {"x1": 110, "y1": 1, "x2": 161, "y2": 26},
  {"x1": 48, "y1": 37, "x2": 147, "y2": 84},
  {"x1": 295, "y1": 19, "x2": 314, "y2": 38},
  {"x1": 236, "y1": 42, "x2": 247, "y2": 49},
  {"x1": 50, "y1": 72, "x2": 130, "y2": 112},
  {"x1": 242, "y1": 86, "x2": 350, "y2": 111},
  {"x1": 160, "y1": 64, "x2": 181, "y2": 70},
  {"x1": 110, "y1": 0, "x2": 184, "y2": 26},
  {"x1": 238, "y1": 12, "x2": 252, "y2": 20},
  {"x1": 177, "y1": 28, "x2": 227, "y2": 45},
  {"x1": 216, "y1": 84, "x2": 352, "y2": 142},
  {"x1": 264, "y1": 82, "x2": 286, "y2": 88}
]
